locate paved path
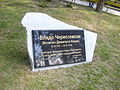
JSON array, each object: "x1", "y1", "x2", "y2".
[{"x1": 65, "y1": 0, "x2": 120, "y2": 16}]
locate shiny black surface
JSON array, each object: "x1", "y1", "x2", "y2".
[{"x1": 32, "y1": 30, "x2": 86, "y2": 68}]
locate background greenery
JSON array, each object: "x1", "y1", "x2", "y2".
[{"x1": 0, "y1": 0, "x2": 120, "y2": 89}]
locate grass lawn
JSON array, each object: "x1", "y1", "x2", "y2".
[{"x1": 0, "y1": 0, "x2": 120, "y2": 89}]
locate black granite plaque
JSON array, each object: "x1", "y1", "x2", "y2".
[{"x1": 32, "y1": 30, "x2": 86, "y2": 68}]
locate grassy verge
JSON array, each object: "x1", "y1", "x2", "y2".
[{"x1": 0, "y1": 0, "x2": 120, "y2": 89}]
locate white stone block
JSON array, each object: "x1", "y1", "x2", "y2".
[{"x1": 21, "y1": 12, "x2": 97, "y2": 71}]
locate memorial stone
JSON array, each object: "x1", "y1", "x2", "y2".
[{"x1": 21, "y1": 12, "x2": 97, "y2": 71}]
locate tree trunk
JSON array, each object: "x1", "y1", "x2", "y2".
[{"x1": 95, "y1": 0, "x2": 106, "y2": 12}]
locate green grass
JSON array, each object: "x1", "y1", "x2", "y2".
[{"x1": 0, "y1": 0, "x2": 120, "y2": 90}]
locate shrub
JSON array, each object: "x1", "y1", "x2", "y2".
[
  {"x1": 39, "y1": 0, "x2": 48, "y2": 8},
  {"x1": 66, "y1": 2, "x2": 72, "y2": 8}
]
